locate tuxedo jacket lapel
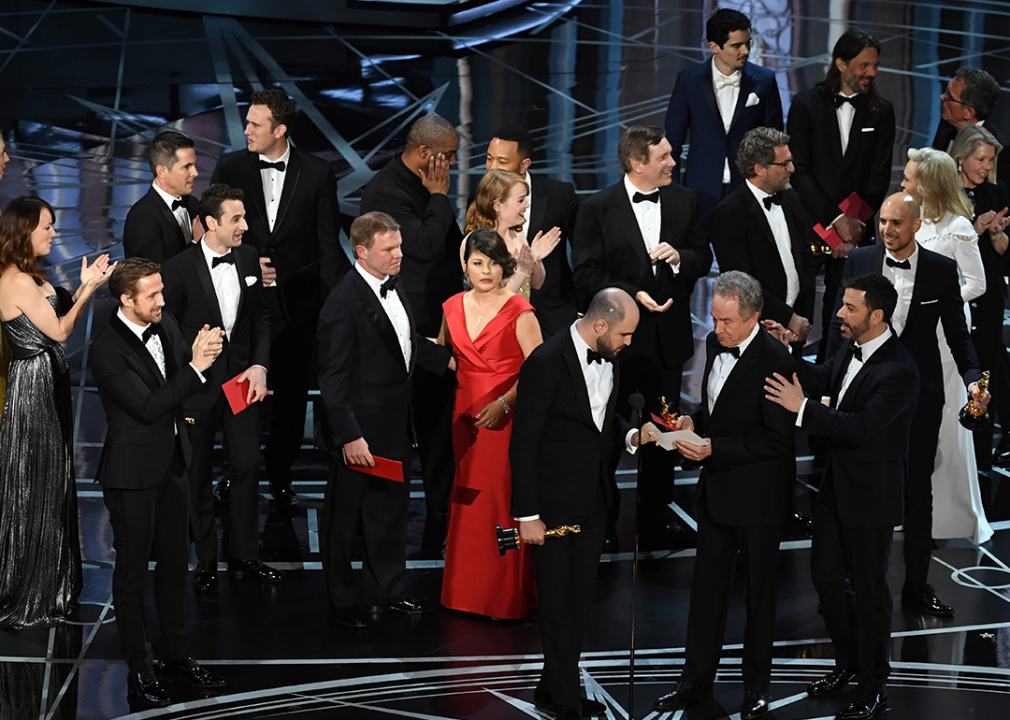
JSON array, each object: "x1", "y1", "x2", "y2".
[
  {"x1": 711, "y1": 331, "x2": 762, "y2": 419},
  {"x1": 843, "y1": 98, "x2": 869, "y2": 167},
  {"x1": 244, "y1": 154, "x2": 269, "y2": 232},
  {"x1": 109, "y1": 313, "x2": 167, "y2": 387},
  {"x1": 273, "y1": 149, "x2": 302, "y2": 239},
  {"x1": 527, "y1": 175, "x2": 548, "y2": 238},
  {"x1": 192, "y1": 247, "x2": 227, "y2": 331},
  {"x1": 152, "y1": 190, "x2": 187, "y2": 251},
  {"x1": 698, "y1": 64, "x2": 721, "y2": 131},
  {"x1": 822, "y1": 93, "x2": 845, "y2": 167},
  {"x1": 561, "y1": 333, "x2": 597, "y2": 432},
  {"x1": 904, "y1": 247, "x2": 926, "y2": 333},
  {"x1": 728, "y1": 66, "x2": 755, "y2": 132},
  {"x1": 742, "y1": 187, "x2": 777, "y2": 250},
  {"x1": 699, "y1": 334, "x2": 718, "y2": 426},
  {"x1": 232, "y1": 250, "x2": 250, "y2": 325},
  {"x1": 395, "y1": 282, "x2": 418, "y2": 374},
  {"x1": 611, "y1": 190, "x2": 652, "y2": 271},
  {"x1": 352, "y1": 273, "x2": 407, "y2": 374}
]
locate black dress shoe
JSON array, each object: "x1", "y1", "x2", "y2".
[
  {"x1": 653, "y1": 681, "x2": 712, "y2": 711},
  {"x1": 993, "y1": 435, "x2": 1010, "y2": 467},
  {"x1": 386, "y1": 596, "x2": 438, "y2": 615},
  {"x1": 837, "y1": 687, "x2": 887, "y2": 719},
  {"x1": 157, "y1": 657, "x2": 226, "y2": 688},
  {"x1": 601, "y1": 533, "x2": 620, "y2": 554},
  {"x1": 807, "y1": 668, "x2": 857, "y2": 695},
  {"x1": 193, "y1": 561, "x2": 217, "y2": 592},
  {"x1": 786, "y1": 512, "x2": 813, "y2": 530},
  {"x1": 331, "y1": 606, "x2": 367, "y2": 628},
  {"x1": 227, "y1": 558, "x2": 284, "y2": 582},
  {"x1": 214, "y1": 475, "x2": 230, "y2": 502},
  {"x1": 741, "y1": 690, "x2": 770, "y2": 719},
  {"x1": 127, "y1": 670, "x2": 171, "y2": 707},
  {"x1": 272, "y1": 485, "x2": 299, "y2": 512},
  {"x1": 901, "y1": 583, "x2": 954, "y2": 617}
]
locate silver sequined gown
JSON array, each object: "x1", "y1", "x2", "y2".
[{"x1": 0, "y1": 295, "x2": 82, "y2": 628}]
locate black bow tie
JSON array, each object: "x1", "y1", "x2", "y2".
[
  {"x1": 633, "y1": 191, "x2": 660, "y2": 204},
  {"x1": 259, "y1": 160, "x2": 286, "y2": 172},
  {"x1": 141, "y1": 324, "x2": 160, "y2": 344},
  {"x1": 716, "y1": 344, "x2": 740, "y2": 359},
  {"x1": 212, "y1": 253, "x2": 235, "y2": 268},
  {"x1": 762, "y1": 192, "x2": 783, "y2": 211},
  {"x1": 171, "y1": 199, "x2": 185, "y2": 211},
  {"x1": 847, "y1": 342, "x2": 863, "y2": 362},
  {"x1": 835, "y1": 94, "x2": 857, "y2": 108},
  {"x1": 885, "y1": 257, "x2": 911, "y2": 270},
  {"x1": 380, "y1": 275, "x2": 399, "y2": 298},
  {"x1": 586, "y1": 347, "x2": 611, "y2": 365}
]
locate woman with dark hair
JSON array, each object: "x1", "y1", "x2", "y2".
[
  {"x1": 0, "y1": 139, "x2": 10, "y2": 418},
  {"x1": 438, "y1": 227, "x2": 543, "y2": 618},
  {"x1": 0, "y1": 195, "x2": 114, "y2": 628}
]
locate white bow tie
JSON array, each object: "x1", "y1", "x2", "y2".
[{"x1": 714, "y1": 72, "x2": 741, "y2": 90}]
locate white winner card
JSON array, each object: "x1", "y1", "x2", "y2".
[{"x1": 655, "y1": 430, "x2": 710, "y2": 452}]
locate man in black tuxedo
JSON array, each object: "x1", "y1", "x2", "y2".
[
  {"x1": 711, "y1": 127, "x2": 815, "y2": 344},
  {"x1": 766, "y1": 273, "x2": 919, "y2": 720},
  {"x1": 573, "y1": 124, "x2": 711, "y2": 546},
  {"x1": 91, "y1": 258, "x2": 226, "y2": 707},
  {"x1": 825, "y1": 194, "x2": 987, "y2": 617},
  {"x1": 787, "y1": 29, "x2": 895, "y2": 362},
  {"x1": 484, "y1": 125, "x2": 579, "y2": 337},
  {"x1": 123, "y1": 131, "x2": 200, "y2": 262},
  {"x1": 653, "y1": 272, "x2": 795, "y2": 720},
  {"x1": 931, "y1": 67, "x2": 1007, "y2": 189},
  {"x1": 211, "y1": 88, "x2": 351, "y2": 511},
  {"x1": 161, "y1": 183, "x2": 284, "y2": 592},
  {"x1": 511, "y1": 288, "x2": 658, "y2": 720},
  {"x1": 360, "y1": 114, "x2": 461, "y2": 542},
  {"x1": 317, "y1": 211, "x2": 453, "y2": 628}
]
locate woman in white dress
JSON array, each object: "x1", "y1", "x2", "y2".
[{"x1": 901, "y1": 147, "x2": 993, "y2": 544}]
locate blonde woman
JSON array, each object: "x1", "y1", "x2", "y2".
[
  {"x1": 462, "y1": 169, "x2": 561, "y2": 300},
  {"x1": 901, "y1": 147, "x2": 992, "y2": 546}
]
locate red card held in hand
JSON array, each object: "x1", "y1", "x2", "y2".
[
  {"x1": 222, "y1": 374, "x2": 252, "y2": 415},
  {"x1": 343, "y1": 451, "x2": 404, "y2": 482},
  {"x1": 813, "y1": 223, "x2": 843, "y2": 250},
  {"x1": 838, "y1": 192, "x2": 875, "y2": 223},
  {"x1": 650, "y1": 412, "x2": 678, "y2": 432}
]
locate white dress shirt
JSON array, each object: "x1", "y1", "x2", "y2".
[
  {"x1": 624, "y1": 175, "x2": 680, "y2": 276},
  {"x1": 746, "y1": 180, "x2": 800, "y2": 307},
  {"x1": 835, "y1": 92, "x2": 857, "y2": 155},
  {"x1": 712, "y1": 56, "x2": 741, "y2": 183},
  {"x1": 881, "y1": 244, "x2": 919, "y2": 337},
  {"x1": 707, "y1": 322, "x2": 759, "y2": 415},
  {"x1": 199, "y1": 238, "x2": 241, "y2": 340},
  {"x1": 259, "y1": 142, "x2": 291, "y2": 233},
  {"x1": 151, "y1": 181, "x2": 193, "y2": 244},
  {"x1": 355, "y1": 262, "x2": 412, "y2": 371}
]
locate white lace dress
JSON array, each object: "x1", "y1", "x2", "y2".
[{"x1": 916, "y1": 212, "x2": 994, "y2": 544}]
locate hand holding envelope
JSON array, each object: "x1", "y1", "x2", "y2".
[{"x1": 652, "y1": 414, "x2": 713, "y2": 461}]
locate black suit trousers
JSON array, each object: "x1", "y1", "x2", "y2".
[
  {"x1": 683, "y1": 495, "x2": 782, "y2": 693},
  {"x1": 320, "y1": 449, "x2": 411, "y2": 608},
  {"x1": 410, "y1": 365, "x2": 456, "y2": 516},
  {"x1": 102, "y1": 448, "x2": 189, "y2": 674},
  {"x1": 816, "y1": 255, "x2": 846, "y2": 364},
  {"x1": 903, "y1": 399, "x2": 942, "y2": 587},
  {"x1": 970, "y1": 293, "x2": 1010, "y2": 470},
  {"x1": 533, "y1": 487, "x2": 606, "y2": 714},
  {"x1": 187, "y1": 394, "x2": 262, "y2": 563},
  {"x1": 811, "y1": 477, "x2": 894, "y2": 691}
]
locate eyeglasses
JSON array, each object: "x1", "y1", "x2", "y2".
[
  {"x1": 767, "y1": 158, "x2": 795, "y2": 168},
  {"x1": 941, "y1": 90, "x2": 971, "y2": 107}
]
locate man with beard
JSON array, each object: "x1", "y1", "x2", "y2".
[{"x1": 787, "y1": 29, "x2": 895, "y2": 362}]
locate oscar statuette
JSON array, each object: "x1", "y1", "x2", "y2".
[
  {"x1": 958, "y1": 370, "x2": 990, "y2": 431},
  {"x1": 495, "y1": 524, "x2": 581, "y2": 556}
]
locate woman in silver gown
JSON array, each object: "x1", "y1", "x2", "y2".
[{"x1": 0, "y1": 195, "x2": 114, "y2": 628}]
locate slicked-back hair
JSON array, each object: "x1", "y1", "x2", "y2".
[
  {"x1": 953, "y1": 67, "x2": 1001, "y2": 122},
  {"x1": 148, "y1": 130, "x2": 194, "y2": 175},
  {"x1": 464, "y1": 228, "x2": 517, "y2": 280},
  {"x1": 819, "y1": 28, "x2": 882, "y2": 112},
  {"x1": 0, "y1": 195, "x2": 54, "y2": 287},
  {"x1": 713, "y1": 270, "x2": 764, "y2": 317},
  {"x1": 843, "y1": 273, "x2": 897, "y2": 323},
  {"x1": 737, "y1": 127, "x2": 791, "y2": 178},
  {"x1": 950, "y1": 124, "x2": 1002, "y2": 185},
  {"x1": 617, "y1": 125, "x2": 666, "y2": 174},
  {"x1": 406, "y1": 115, "x2": 457, "y2": 149},
  {"x1": 707, "y1": 8, "x2": 750, "y2": 47},
  {"x1": 110, "y1": 257, "x2": 161, "y2": 305},
  {"x1": 351, "y1": 211, "x2": 401, "y2": 256},
  {"x1": 491, "y1": 125, "x2": 534, "y2": 160},
  {"x1": 199, "y1": 183, "x2": 245, "y2": 228},
  {"x1": 584, "y1": 288, "x2": 627, "y2": 326},
  {"x1": 250, "y1": 88, "x2": 296, "y2": 137}
]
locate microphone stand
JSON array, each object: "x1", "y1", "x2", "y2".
[{"x1": 628, "y1": 392, "x2": 645, "y2": 720}]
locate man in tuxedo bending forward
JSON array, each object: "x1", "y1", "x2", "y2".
[{"x1": 510, "y1": 288, "x2": 659, "y2": 720}]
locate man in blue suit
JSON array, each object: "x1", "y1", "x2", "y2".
[{"x1": 664, "y1": 8, "x2": 784, "y2": 221}]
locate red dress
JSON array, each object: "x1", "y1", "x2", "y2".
[{"x1": 440, "y1": 292, "x2": 537, "y2": 618}]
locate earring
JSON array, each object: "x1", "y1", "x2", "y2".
[
  {"x1": 500, "y1": 277, "x2": 508, "y2": 287},
  {"x1": 958, "y1": 161, "x2": 963, "y2": 173}
]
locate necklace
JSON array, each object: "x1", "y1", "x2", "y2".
[{"x1": 470, "y1": 289, "x2": 496, "y2": 330}]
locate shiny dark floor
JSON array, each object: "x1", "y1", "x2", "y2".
[{"x1": 2, "y1": 0, "x2": 1010, "y2": 718}]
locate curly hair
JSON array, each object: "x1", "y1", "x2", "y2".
[
  {"x1": 0, "y1": 196, "x2": 55, "y2": 287},
  {"x1": 465, "y1": 169, "x2": 528, "y2": 235}
]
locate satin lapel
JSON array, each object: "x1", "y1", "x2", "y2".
[
  {"x1": 710, "y1": 330, "x2": 762, "y2": 419},
  {"x1": 233, "y1": 250, "x2": 248, "y2": 324},
  {"x1": 698, "y1": 64, "x2": 720, "y2": 129},
  {"x1": 272, "y1": 149, "x2": 302, "y2": 239},
  {"x1": 843, "y1": 97, "x2": 869, "y2": 167},
  {"x1": 822, "y1": 93, "x2": 845, "y2": 168},
  {"x1": 245, "y1": 153, "x2": 269, "y2": 230},
  {"x1": 354, "y1": 275, "x2": 406, "y2": 373},
  {"x1": 904, "y1": 246, "x2": 926, "y2": 333},
  {"x1": 728, "y1": 65, "x2": 755, "y2": 132},
  {"x1": 604, "y1": 358, "x2": 620, "y2": 430},
  {"x1": 527, "y1": 174, "x2": 548, "y2": 238},
  {"x1": 613, "y1": 189, "x2": 653, "y2": 271},
  {"x1": 839, "y1": 337, "x2": 891, "y2": 411},
  {"x1": 699, "y1": 333, "x2": 719, "y2": 427},
  {"x1": 109, "y1": 312, "x2": 166, "y2": 387},
  {"x1": 192, "y1": 249, "x2": 226, "y2": 331},
  {"x1": 396, "y1": 282, "x2": 418, "y2": 374},
  {"x1": 743, "y1": 187, "x2": 777, "y2": 249},
  {"x1": 153, "y1": 190, "x2": 186, "y2": 251},
  {"x1": 561, "y1": 333, "x2": 596, "y2": 431}
]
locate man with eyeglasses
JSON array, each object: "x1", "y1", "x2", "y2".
[
  {"x1": 710, "y1": 127, "x2": 815, "y2": 350},
  {"x1": 664, "y1": 7, "x2": 783, "y2": 221},
  {"x1": 932, "y1": 67, "x2": 1007, "y2": 189}
]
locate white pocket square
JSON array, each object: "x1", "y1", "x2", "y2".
[
  {"x1": 245, "y1": 276, "x2": 257, "y2": 287},
  {"x1": 745, "y1": 92, "x2": 760, "y2": 108},
  {"x1": 861, "y1": 127, "x2": 875, "y2": 132},
  {"x1": 920, "y1": 299, "x2": 938, "y2": 305}
]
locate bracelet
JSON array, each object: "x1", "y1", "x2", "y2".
[{"x1": 498, "y1": 396, "x2": 510, "y2": 414}]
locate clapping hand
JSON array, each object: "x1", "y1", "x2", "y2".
[
  {"x1": 191, "y1": 324, "x2": 225, "y2": 373},
  {"x1": 516, "y1": 243, "x2": 535, "y2": 276},
  {"x1": 649, "y1": 242, "x2": 681, "y2": 266},
  {"x1": 530, "y1": 226, "x2": 562, "y2": 262},
  {"x1": 80, "y1": 254, "x2": 116, "y2": 288}
]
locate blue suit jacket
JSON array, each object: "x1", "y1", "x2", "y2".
[{"x1": 664, "y1": 59, "x2": 783, "y2": 219}]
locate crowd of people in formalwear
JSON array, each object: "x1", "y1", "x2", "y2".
[{"x1": 0, "y1": 8, "x2": 1007, "y2": 720}]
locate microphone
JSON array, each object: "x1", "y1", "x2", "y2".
[
  {"x1": 629, "y1": 392, "x2": 644, "y2": 417},
  {"x1": 627, "y1": 391, "x2": 645, "y2": 718}
]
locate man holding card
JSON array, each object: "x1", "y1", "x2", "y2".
[
  {"x1": 161, "y1": 183, "x2": 283, "y2": 592},
  {"x1": 653, "y1": 271, "x2": 795, "y2": 720},
  {"x1": 317, "y1": 211, "x2": 452, "y2": 628}
]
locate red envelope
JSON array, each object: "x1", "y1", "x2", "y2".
[
  {"x1": 813, "y1": 223, "x2": 843, "y2": 250},
  {"x1": 650, "y1": 412, "x2": 678, "y2": 432},
  {"x1": 838, "y1": 192, "x2": 875, "y2": 223},
  {"x1": 344, "y1": 452, "x2": 404, "y2": 482},
  {"x1": 222, "y1": 374, "x2": 252, "y2": 415}
]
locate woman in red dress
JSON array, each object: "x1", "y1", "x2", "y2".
[{"x1": 438, "y1": 228, "x2": 543, "y2": 618}]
